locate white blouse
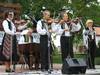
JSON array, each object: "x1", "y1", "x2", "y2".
[
  {"x1": 56, "y1": 22, "x2": 81, "y2": 37},
  {"x1": 83, "y1": 29, "x2": 96, "y2": 49},
  {"x1": 36, "y1": 20, "x2": 47, "y2": 35},
  {"x1": 51, "y1": 22, "x2": 63, "y2": 35},
  {"x1": 2, "y1": 18, "x2": 16, "y2": 35}
]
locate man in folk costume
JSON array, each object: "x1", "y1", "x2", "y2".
[
  {"x1": 17, "y1": 14, "x2": 33, "y2": 70},
  {"x1": 83, "y1": 19, "x2": 97, "y2": 69},
  {"x1": 37, "y1": 10, "x2": 53, "y2": 71},
  {"x1": 1, "y1": 10, "x2": 20, "y2": 72},
  {"x1": 58, "y1": 12, "x2": 81, "y2": 62}
]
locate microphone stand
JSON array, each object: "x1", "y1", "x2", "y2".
[
  {"x1": 47, "y1": 31, "x2": 53, "y2": 74},
  {"x1": 44, "y1": 22, "x2": 53, "y2": 74}
]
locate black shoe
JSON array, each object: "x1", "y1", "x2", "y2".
[
  {"x1": 11, "y1": 69, "x2": 15, "y2": 72},
  {"x1": 41, "y1": 69, "x2": 46, "y2": 72},
  {"x1": 29, "y1": 67, "x2": 34, "y2": 70},
  {"x1": 41, "y1": 69, "x2": 48, "y2": 72},
  {"x1": 35, "y1": 67, "x2": 40, "y2": 70},
  {"x1": 5, "y1": 69, "x2": 15, "y2": 72},
  {"x1": 91, "y1": 67, "x2": 95, "y2": 69},
  {"x1": 5, "y1": 68, "x2": 12, "y2": 72}
]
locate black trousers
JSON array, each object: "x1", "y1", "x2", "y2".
[
  {"x1": 87, "y1": 40, "x2": 96, "y2": 69},
  {"x1": 40, "y1": 35, "x2": 49, "y2": 70},
  {"x1": 60, "y1": 36, "x2": 74, "y2": 62}
]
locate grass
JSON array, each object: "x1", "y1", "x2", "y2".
[
  {"x1": 52, "y1": 53, "x2": 100, "y2": 65},
  {"x1": 95, "y1": 57, "x2": 100, "y2": 65},
  {"x1": 53, "y1": 53, "x2": 62, "y2": 64}
]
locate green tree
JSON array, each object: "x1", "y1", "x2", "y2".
[{"x1": 2, "y1": 0, "x2": 99, "y2": 25}]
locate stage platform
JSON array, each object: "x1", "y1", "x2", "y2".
[{"x1": 0, "y1": 64, "x2": 100, "y2": 75}]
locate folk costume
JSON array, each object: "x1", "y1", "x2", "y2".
[
  {"x1": 18, "y1": 18, "x2": 33, "y2": 70},
  {"x1": 83, "y1": 27, "x2": 96, "y2": 69},
  {"x1": 37, "y1": 19, "x2": 49, "y2": 71},
  {"x1": 1, "y1": 18, "x2": 19, "y2": 62},
  {"x1": 83, "y1": 19, "x2": 97, "y2": 69},
  {"x1": 59, "y1": 21, "x2": 81, "y2": 62}
]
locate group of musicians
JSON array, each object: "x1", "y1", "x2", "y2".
[{"x1": 0, "y1": 8, "x2": 97, "y2": 72}]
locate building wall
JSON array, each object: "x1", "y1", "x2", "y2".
[
  {"x1": 0, "y1": 3, "x2": 21, "y2": 31},
  {"x1": 96, "y1": 36, "x2": 100, "y2": 45}
]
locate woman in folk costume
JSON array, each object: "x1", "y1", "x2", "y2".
[
  {"x1": 83, "y1": 19, "x2": 96, "y2": 69},
  {"x1": 58, "y1": 12, "x2": 81, "y2": 62},
  {"x1": 17, "y1": 14, "x2": 33, "y2": 70},
  {"x1": 1, "y1": 11, "x2": 20, "y2": 72}
]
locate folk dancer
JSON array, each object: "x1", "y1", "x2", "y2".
[
  {"x1": 83, "y1": 19, "x2": 96, "y2": 69},
  {"x1": 36, "y1": 10, "x2": 53, "y2": 71},
  {"x1": 58, "y1": 12, "x2": 81, "y2": 62},
  {"x1": 1, "y1": 11, "x2": 20, "y2": 72},
  {"x1": 17, "y1": 14, "x2": 33, "y2": 70}
]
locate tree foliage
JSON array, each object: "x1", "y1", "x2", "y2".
[
  {"x1": 0, "y1": 0, "x2": 100, "y2": 24},
  {"x1": 0, "y1": 0, "x2": 100, "y2": 44}
]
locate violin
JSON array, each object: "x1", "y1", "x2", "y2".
[
  {"x1": 15, "y1": 20, "x2": 27, "y2": 25},
  {"x1": 59, "y1": 17, "x2": 80, "y2": 25},
  {"x1": 47, "y1": 17, "x2": 61, "y2": 24},
  {"x1": 45, "y1": 17, "x2": 80, "y2": 26},
  {"x1": 59, "y1": 19, "x2": 71, "y2": 25},
  {"x1": 46, "y1": 18, "x2": 54, "y2": 25}
]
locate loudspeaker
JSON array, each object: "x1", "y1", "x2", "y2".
[{"x1": 62, "y1": 58, "x2": 87, "y2": 74}]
